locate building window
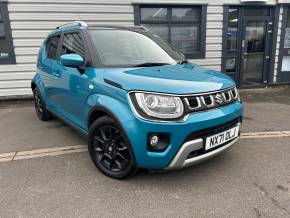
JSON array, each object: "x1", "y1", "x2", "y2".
[
  {"x1": 134, "y1": 5, "x2": 207, "y2": 59},
  {"x1": 225, "y1": 8, "x2": 239, "y2": 77},
  {"x1": 0, "y1": 2, "x2": 15, "y2": 64}
]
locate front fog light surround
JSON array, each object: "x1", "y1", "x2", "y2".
[
  {"x1": 148, "y1": 133, "x2": 170, "y2": 152},
  {"x1": 131, "y1": 92, "x2": 184, "y2": 120}
]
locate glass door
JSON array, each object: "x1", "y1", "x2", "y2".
[
  {"x1": 241, "y1": 20, "x2": 269, "y2": 85},
  {"x1": 223, "y1": 6, "x2": 275, "y2": 87}
]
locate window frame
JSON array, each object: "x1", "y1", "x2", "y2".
[
  {"x1": 0, "y1": 2, "x2": 15, "y2": 64},
  {"x1": 133, "y1": 4, "x2": 207, "y2": 59}
]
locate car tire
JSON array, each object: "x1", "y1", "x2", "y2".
[
  {"x1": 88, "y1": 116, "x2": 137, "y2": 179},
  {"x1": 33, "y1": 87, "x2": 53, "y2": 121}
]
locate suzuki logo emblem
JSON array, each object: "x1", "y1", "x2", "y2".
[{"x1": 214, "y1": 94, "x2": 223, "y2": 104}]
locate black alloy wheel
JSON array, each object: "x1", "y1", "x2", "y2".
[{"x1": 88, "y1": 116, "x2": 136, "y2": 179}]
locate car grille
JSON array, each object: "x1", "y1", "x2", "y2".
[
  {"x1": 185, "y1": 117, "x2": 241, "y2": 159},
  {"x1": 185, "y1": 117, "x2": 240, "y2": 142},
  {"x1": 183, "y1": 87, "x2": 239, "y2": 113}
]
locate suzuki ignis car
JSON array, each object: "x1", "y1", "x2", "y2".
[{"x1": 32, "y1": 22, "x2": 243, "y2": 179}]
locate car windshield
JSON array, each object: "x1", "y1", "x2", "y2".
[{"x1": 88, "y1": 29, "x2": 183, "y2": 67}]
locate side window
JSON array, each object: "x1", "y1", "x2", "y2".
[
  {"x1": 60, "y1": 32, "x2": 85, "y2": 59},
  {"x1": 46, "y1": 35, "x2": 60, "y2": 60}
]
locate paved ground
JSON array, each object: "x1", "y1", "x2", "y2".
[
  {"x1": 0, "y1": 86, "x2": 290, "y2": 217},
  {"x1": 241, "y1": 86, "x2": 290, "y2": 132},
  {"x1": 0, "y1": 101, "x2": 86, "y2": 153}
]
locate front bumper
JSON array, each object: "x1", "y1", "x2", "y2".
[
  {"x1": 123, "y1": 101, "x2": 243, "y2": 169},
  {"x1": 166, "y1": 124, "x2": 240, "y2": 169}
]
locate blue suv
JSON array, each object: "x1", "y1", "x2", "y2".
[{"x1": 32, "y1": 22, "x2": 243, "y2": 179}]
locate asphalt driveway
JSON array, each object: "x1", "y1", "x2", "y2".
[{"x1": 0, "y1": 86, "x2": 290, "y2": 217}]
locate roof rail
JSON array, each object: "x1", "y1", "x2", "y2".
[
  {"x1": 56, "y1": 21, "x2": 88, "y2": 29},
  {"x1": 88, "y1": 25, "x2": 150, "y2": 32}
]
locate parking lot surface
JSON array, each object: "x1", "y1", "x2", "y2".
[{"x1": 0, "y1": 86, "x2": 290, "y2": 217}]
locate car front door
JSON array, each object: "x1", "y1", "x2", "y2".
[{"x1": 55, "y1": 31, "x2": 92, "y2": 130}]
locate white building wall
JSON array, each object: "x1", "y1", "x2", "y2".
[
  {"x1": 0, "y1": 0, "x2": 280, "y2": 97},
  {"x1": 1, "y1": 0, "x2": 135, "y2": 97},
  {"x1": 194, "y1": 4, "x2": 223, "y2": 71}
]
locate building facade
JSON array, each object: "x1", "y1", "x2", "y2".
[{"x1": 0, "y1": 0, "x2": 290, "y2": 98}]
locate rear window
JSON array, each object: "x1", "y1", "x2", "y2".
[{"x1": 46, "y1": 35, "x2": 60, "y2": 59}]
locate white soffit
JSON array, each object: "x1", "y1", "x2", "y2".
[
  {"x1": 240, "y1": 0, "x2": 267, "y2": 2},
  {"x1": 277, "y1": 0, "x2": 290, "y2": 3}
]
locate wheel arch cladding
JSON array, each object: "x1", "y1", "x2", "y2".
[
  {"x1": 88, "y1": 108, "x2": 109, "y2": 127},
  {"x1": 86, "y1": 94, "x2": 135, "y2": 129},
  {"x1": 31, "y1": 74, "x2": 47, "y2": 99},
  {"x1": 86, "y1": 95, "x2": 138, "y2": 168},
  {"x1": 31, "y1": 80, "x2": 36, "y2": 91}
]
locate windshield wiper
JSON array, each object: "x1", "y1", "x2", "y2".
[{"x1": 132, "y1": 62, "x2": 172, "y2": 67}]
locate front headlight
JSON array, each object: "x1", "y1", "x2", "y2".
[{"x1": 130, "y1": 92, "x2": 184, "y2": 120}]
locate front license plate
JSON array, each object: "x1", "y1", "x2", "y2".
[{"x1": 205, "y1": 126, "x2": 239, "y2": 150}]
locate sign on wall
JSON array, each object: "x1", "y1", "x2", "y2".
[
  {"x1": 277, "y1": 0, "x2": 290, "y2": 3},
  {"x1": 284, "y1": 28, "x2": 290, "y2": 49},
  {"x1": 282, "y1": 56, "x2": 290, "y2": 71}
]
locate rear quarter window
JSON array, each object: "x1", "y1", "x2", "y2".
[{"x1": 46, "y1": 35, "x2": 61, "y2": 59}]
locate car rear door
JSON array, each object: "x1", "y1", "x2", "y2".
[{"x1": 38, "y1": 34, "x2": 62, "y2": 107}]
